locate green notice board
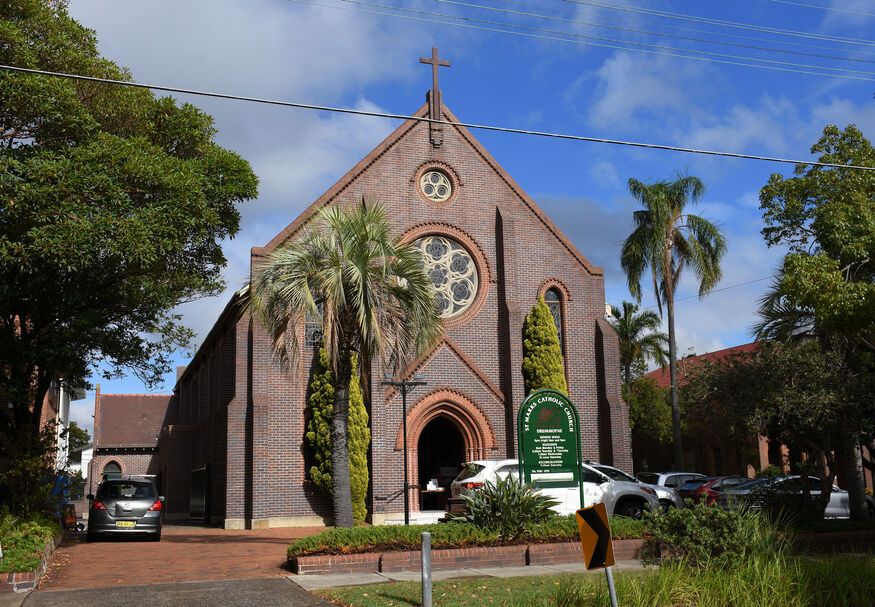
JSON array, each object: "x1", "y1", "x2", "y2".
[{"x1": 517, "y1": 389, "x2": 583, "y2": 501}]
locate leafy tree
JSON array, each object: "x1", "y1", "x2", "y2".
[
  {"x1": 65, "y1": 421, "x2": 90, "y2": 453},
  {"x1": 522, "y1": 295, "x2": 568, "y2": 395},
  {"x1": 609, "y1": 301, "x2": 669, "y2": 384},
  {"x1": 623, "y1": 376, "x2": 672, "y2": 446},
  {"x1": 0, "y1": 1, "x2": 258, "y2": 442},
  {"x1": 348, "y1": 354, "x2": 370, "y2": 525},
  {"x1": 757, "y1": 124, "x2": 875, "y2": 521},
  {"x1": 247, "y1": 201, "x2": 442, "y2": 528},
  {"x1": 684, "y1": 341, "x2": 862, "y2": 520},
  {"x1": 305, "y1": 349, "x2": 370, "y2": 524},
  {"x1": 621, "y1": 174, "x2": 726, "y2": 469}
]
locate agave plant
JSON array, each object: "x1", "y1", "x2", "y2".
[{"x1": 455, "y1": 474, "x2": 559, "y2": 539}]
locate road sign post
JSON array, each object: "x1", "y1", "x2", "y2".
[
  {"x1": 576, "y1": 502, "x2": 619, "y2": 607},
  {"x1": 517, "y1": 389, "x2": 584, "y2": 510}
]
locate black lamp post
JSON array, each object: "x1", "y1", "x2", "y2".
[{"x1": 381, "y1": 373, "x2": 427, "y2": 525}]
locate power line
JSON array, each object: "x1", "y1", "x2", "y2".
[
  {"x1": 4, "y1": 63, "x2": 875, "y2": 170},
  {"x1": 434, "y1": 0, "x2": 875, "y2": 65},
  {"x1": 300, "y1": 0, "x2": 875, "y2": 81},
  {"x1": 342, "y1": 0, "x2": 875, "y2": 76},
  {"x1": 770, "y1": 0, "x2": 875, "y2": 18},
  {"x1": 565, "y1": 0, "x2": 875, "y2": 46},
  {"x1": 642, "y1": 277, "x2": 773, "y2": 310}
]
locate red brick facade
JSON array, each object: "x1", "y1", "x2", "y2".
[{"x1": 102, "y1": 98, "x2": 630, "y2": 527}]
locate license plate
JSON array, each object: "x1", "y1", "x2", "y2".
[{"x1": 116, "y1": 521, "x2": 136, "y2": 529}]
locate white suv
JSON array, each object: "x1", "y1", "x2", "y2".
[{"x1": 450, "y1": 459, "x2": 660, "y2": 519}]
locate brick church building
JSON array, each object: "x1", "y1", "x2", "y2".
[{"x1": 91, "y1": 50, "x2": 631, "y2": 528}]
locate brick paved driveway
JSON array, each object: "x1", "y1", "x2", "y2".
[{"x1": 37, "y1": 523, "x2": 325, "y2": 591}]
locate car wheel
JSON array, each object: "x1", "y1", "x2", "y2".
[
  {"x1": 617, "y1": 499, "x2": 646, "y2": 519},
  {"x1": 659, "y1": 499, "x2": 675, "y2": 512}
]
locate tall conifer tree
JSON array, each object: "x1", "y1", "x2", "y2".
[{"x1": 522, "y1": 296, "x2": 568, "y2": 394}]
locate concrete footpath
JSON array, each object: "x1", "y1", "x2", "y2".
[{"x1": 288, "y1": 559, "x2": 645, "y2": 590}]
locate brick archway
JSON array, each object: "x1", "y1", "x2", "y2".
[{"x1": 396, "y1": 389, "x2": 496, "y2": 511}]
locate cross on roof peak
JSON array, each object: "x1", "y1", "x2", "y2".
[{"x1": 419, "y1": 47, "x2": 451, "y2": 147}]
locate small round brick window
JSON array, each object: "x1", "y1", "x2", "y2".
[
  {"x1": 419, "y1": 170, "x2": 452, "y2": 203},
  {"x1": 414, "y1": 235, "x2": 478, "y2": 318}
]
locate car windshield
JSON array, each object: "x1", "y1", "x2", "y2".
[
  {"x1": 454, "y1": 463, "x2": 485, "y2": 483},
  {"x1": 636, "y1": 472, "x2": 660, "y2": 485},
  {"x1": 678, "y1": 479, "x2": 707, "y2": 491},
  {"x1": 593, "y1": 466, "x2": 636, "y2": 482},
  {"x1": 98, "y1": 481, "x2": 156, "y2": 499}
]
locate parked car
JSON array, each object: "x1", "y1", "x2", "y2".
[
  {"x1": 450, "y1": 459, "x2": 660, "y2": 519},
  {"x1": 590, "y1": 463, "x2": 684, "y2": 510},
  {"x1": 718, "y1": 475, "x2": 875, "y2": 519},
  {"x1": 677, "y1": 476, "x2": 750, "y2": 505},
  {"x1": 636, "y1": 471, "x2": 707, "y2": 491},
  {"x1": 87, "y1": 478, "x2": 165, "y2": 541}
]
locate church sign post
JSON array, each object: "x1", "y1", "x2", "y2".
[{"x1": 517, "y1": 389, "x2": 584, "y2": 510}]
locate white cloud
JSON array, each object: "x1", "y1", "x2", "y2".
[
  {"x1": 586, "y1": 52, "x2": 712, "y2": 132},
  {"x1": 821, "y1": 0, "x2": 875, "y2": 31},
  {"x1": 680, "y1": 96, "x2": 797, "y2": 155},
  {"x1": 70, "y1": 397, "x2": 95, "y2": 439}
]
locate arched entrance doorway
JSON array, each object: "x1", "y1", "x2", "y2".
[
  {"x1": 417, "y1": 417, "x2": 465, "y2": 511},
  {"x1": 399, "y1": 389, "x2": 497, "y2": 512}
]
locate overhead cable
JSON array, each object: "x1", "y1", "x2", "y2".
[
  {"x1": 643, "y1": 277, "x2": 774, "y2": 310},
  {"x1": 432, "y1": 0, "x2": 875, "y2": 64},
  {"x1": 4, "y1": 63, "x2": 875, "y2": 171},
  {"x1": 565, "y1": 0, "x2": 875, "y2": 46},
  {"x1": 771, "y1": 0, "x2": 875, "y2": 18},
  {"x1": 296, "y1": 0, "x2": 875, "y2": 81}
]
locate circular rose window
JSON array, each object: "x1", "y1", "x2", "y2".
[
  {"x1": 415, "y1": 236, "x2": 478, "y2": 318},
  {"x1": 419, "y1": 170, "x2": 452, "y2": 203}
]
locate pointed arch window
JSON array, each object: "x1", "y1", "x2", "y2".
[
  {"x1": 102, "y1": 461, "x2": 121, "y2": 479},
  {"x1": 305, "y1": 302, "x2": 324, "y2": 347},
  {"x1": 545, "y1": 288, "x2": 563, "y2": 349}
]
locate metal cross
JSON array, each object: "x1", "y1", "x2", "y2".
[{"x1": 419, "y1": 47, "x2": 450, "y2": 102}]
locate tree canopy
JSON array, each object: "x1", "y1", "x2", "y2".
[{"x1": 0, "y1": 0, "x2": 258, "y2": 437}]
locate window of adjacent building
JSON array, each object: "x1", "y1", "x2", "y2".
[
  {"x1": 414, "y1": 236, "x2": 478, "y2": 318},
  {"x1": 713, "y1": 447, "x2": 723, "y2": 475},
  {"x1": 545, "y1": 288, "x2": 563, "y2": 348},
  {"x1": 419, "y1": 170, "x2": 452, "y2": 202}
]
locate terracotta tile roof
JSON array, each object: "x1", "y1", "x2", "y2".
[
  {"x1": 95, "y1": 394, "x2": 173, "y2": 448},
  {"x1": 645, "y1": 342, "x2": 760, "y2": 389}
]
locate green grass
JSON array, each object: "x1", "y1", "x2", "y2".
[
  {"x1": 288, "y1": 516, "x2": 646, "y2": 558},
  {"x1": 0, "y1": 511, "x2": 60, "y2": 573},
  {"x1": 318, "y1": 555, "x2": 875, "y2": 607}
]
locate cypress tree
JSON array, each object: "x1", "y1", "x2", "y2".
[
  {"x1": 306, "y1": 348, "x2": 334, "y2": 494},
  {"x1": 522, "y1": 295, "x2": 568, "y2": 394},
  {"x1": 348, "y1": 354, "x2": 370, "y2": 524},
  {"x1": 305, "y1": 348, "x2": 371, "y2": 523}
]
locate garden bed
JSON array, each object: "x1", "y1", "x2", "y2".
[
  {"x1": 0, "y1": 512, "x2": 61, "y2": 593},
  {"x1": 290, "y1": 539, "x2": 645, "y2": 575}
]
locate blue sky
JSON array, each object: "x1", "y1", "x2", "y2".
[{"x1": 65, "y1": 0, "x2": 875, "y2": 434}]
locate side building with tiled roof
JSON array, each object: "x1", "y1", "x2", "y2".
[{"x1": 87, "y1": 386, "x2": 175, "y2": 496}]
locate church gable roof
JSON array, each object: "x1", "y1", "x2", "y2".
[
  {"x1": 255, "y1": 103, "x2": 602, "y2": 277},
  {"x1": 95, "y1": 394, "x2": 173, "y2": 449}
]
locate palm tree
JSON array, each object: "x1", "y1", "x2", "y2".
[
  {"x1": 246, "y1": 200, "x2": 443, "y2": 527},
  {"x1": 621, "y1": 174, "x2": 726, "y2": 470},
  {"x1": 608, "y1": 301, "x2": 669, "y2": 385}
]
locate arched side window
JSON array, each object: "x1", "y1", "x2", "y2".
[
  {"x1": 305, "y1": 301, "x2": 323, "y2": 347},
  {"x1": 544, "y1": 288, "x2": 563, "y2": 350},
  {"x1": 102, "y1": 461, "x2": 122, "y2": 479}
]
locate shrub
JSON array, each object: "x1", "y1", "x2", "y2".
[
  {"x1": 347, "y1": 354, "x2": 369, "y2": 524},
  {"x1": 755, "y1": 464, "x2": 783, "y2": 478},
  {"x1": 522, "y1": 296, "x2": 567, "y2": 394},
  {"x1": 0, "y1": 510, "x2": 60, "y2": 573},
  {"x1": 455, "y1": 475, "x2": 559, "y2": 539},
  {"x1": 305, "y1": 348, "x2": 370, "y2": 524},
  {"x1": 642, "y1": 502, "x2": 788, "y2": 568}
]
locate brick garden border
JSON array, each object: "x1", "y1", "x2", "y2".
[
  {"x1": 0, "y1": 533, "x2": 61, "y2": 593},
  {"x1": 289, "y1": 538, "x2": 644, "y2": 575}
]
